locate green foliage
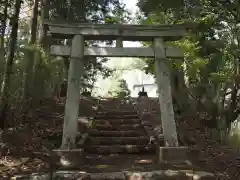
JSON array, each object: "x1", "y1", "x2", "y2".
[
  {"x1": 46, "y1": 0, "x2": 129, "y2": 92},
  {"x1": 137, "y1": 0, "x2": 240, "y2": 84},
  {"x1": 0, "y1": 0, "x2": 129, "y2": 121},
  {"x1": 114, "y1": 79, "x2": 131, "y2": 99},
  {"x1": 81, "y1": 56, "x2": 113, "y2": 92},
  {"x1": 136, "y1": 0, "x2": 240, "y2": 137},
  {"x1": 49, "y1": 0, "x2": 127, "y2": 23}
]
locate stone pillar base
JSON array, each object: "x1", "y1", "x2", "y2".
[
  {"x1": 156, "y1": 146, "x2": 189, "y2": 163},
  {"x1": 52, "y1": 148, "x2": 84, "y2": 168}
]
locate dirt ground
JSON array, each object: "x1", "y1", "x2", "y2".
[
  {"x1": 176, "y1": 112, "x2": 240, "y2": 179},
  {"x1": 0, "y1": 99, "x2": 240, "y2": 179}
]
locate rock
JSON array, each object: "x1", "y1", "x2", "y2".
[
  {"x1": 125, "y1": 170, "x2": 216, "y2": 180},
  {"x1": 52, "y1": 149, "x2": 84, "y2": 168},
  {"x1": 85, "y1": 145, "x2": 156, "y2": 154},
  {"x1": 53, "y1": 171, "x2": 90, "y2": 180},
  {"x1": 11, "y1": 173, "x2": 51, "y2": 180},
  {"x1": 90, "y1": 172, "x2": 125, "y2": 180}
]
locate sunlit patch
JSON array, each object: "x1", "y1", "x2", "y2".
[
  {"x1": 135, "y1": 159, "x2": 152, "y2": 164},
  {"x1": 109, "y1": 154, "x2": 118, "y2": 157},
  {"x1": 163, "y1": 170, "x2": 181, "y2": 176},
  {"x1": 0, "y1": 157, "x2": 29, "y2": 167},
  {"x1": 126, "y1": 145, "x2": 133, "y2": 148},
  {"x1": 60, "y1": 157, "x2": 71, "y2": 166},
  {"x1": 79, "y1": 171, "x2": 87, "y2": 174}
]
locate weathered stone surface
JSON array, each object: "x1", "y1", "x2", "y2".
[
  {"x1": 90, "y1": 172, "x2": 125, "y2": 180},
  {"x1": 77, "y1": 133, "x2": 89, "y2": 146},
  {"x1": 94, "y1": 119, "x2": 141, "y2": 125},
  {"x1": 11, "y1": 173, "x2": 51, "y2": 180},
  {"x1": 52, "y1": 149, "x2": 84, "y2": 167},
  {"x1": 94, "y1": 124, "x2": 143, "y2": 131},
  {"x1": 89, "y1": 130, "x2": 145, "y2": 137},
  {"x1": 10, "y1": 170, "x2": 216, "y2": 180},
  {"x1": 141, "y1": 123, "x2": 154, "y2": 127},
  {"x1": 97, "y1": 110, "x2": 138, "y2": 116},
  {"x1": 153, "y1": 126, "x2": 162, "y2": 138},
  {"x1": 85, "y1": 145, "x2": 156, "y2": 154},
  {"x1": 77, "y1": 117, "x2": 92, "y2": 134},
  {"x1": 125, "y1": 170, "x2": 216, "y2": 180},
  {"x1": 95, "y1": 114, "x2": 139, "y2": 120},
  {"x1": 126, "y1": 170, "x2": 186, "y2": 180},
  {"x1": 153, "y1": 131, "x2": 164, "y2": 145},
  {"x1": 193, "y1": 171, "x2": 216, "y2": 180},
  {"x1": 85, "y1": 103, "x2": 155, "y2": 156},
  {"x1": 88, "y1": 136, "x2": 149, "y2": 145},
  {"x1": 53, "y1": 171, "x2": 90, "y2": 180},
  {"x1": 156, "y1": 146, "x2": 189, "y2": 162},
  {"x1": 135, "y1": 97, "x2": 164, "y2": 148}
]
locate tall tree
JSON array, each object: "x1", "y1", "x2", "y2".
[
  {"x1": 0, "y1": 0, "x2": 8, "y2": 66},
  {"x1": 46, "y1": 0, "x2": 127, "y2": 96},
  {"x1": 0, "y1": 0, "x2": 22, "y2": 128},
  {"x1": 23, "y1": 0, "x2": 39, "y2": 104},
  {"x1": 0, "y1": 0, "x2": 128, "y2": 127},
  {"x1": 137, "y1": 0, "x2": 240, "y2": 128}
]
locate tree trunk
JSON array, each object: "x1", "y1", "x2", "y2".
[
  {"x1": 39, "y1": 0, "x2": 49, "y2": 48},
  {"x1": 0, "y1": 0, "x2": 22, "y2": 129},
  {"x1": 0, "y1": 0, "x2": 8, "y2": 68},
  {"x1": 23, "y1": 0, "x2": 39, "y2": 107},
  {"x1": 30, "y1": 0, "x2": 49, "y2": 109}
]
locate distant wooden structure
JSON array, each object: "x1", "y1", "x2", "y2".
[
  {"x1": 45, "y1": 19, "x2": 192, "y2": 148},
  {"x1": 138, "y1": 87, "x2": 148, "y2": 97},
  {"x1": 133, "y1": 83, "x2": 157, "y2": 97}
]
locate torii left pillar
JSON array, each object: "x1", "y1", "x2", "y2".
[{"x1": 61, "y1": 35, "x2": 84, "y2": 149}]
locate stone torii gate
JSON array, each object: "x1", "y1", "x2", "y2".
[{"x1": 45, "y1": 20, "x2": 191, "y2": 151}]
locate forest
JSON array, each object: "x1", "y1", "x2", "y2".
[{"x1": 0, "y1": 0, "x2": 240, "y2": 179}]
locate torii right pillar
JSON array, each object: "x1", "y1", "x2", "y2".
[{"x1": 154, "y1": 37, "x2": 188, "y2": 162}]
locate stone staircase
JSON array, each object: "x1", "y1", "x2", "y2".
[
  {"x1": 83, "y1": 99, "x2": 159, "y2": 155},
  {"x1": 48, "y1": 98, "x2": 218, "y2": 179},
  {"x1": 75, "y1": 99, "x2": 217, "y2": 179},
  {"x1": 9, "y1": 98, "x2": 220, "y2": 179}
]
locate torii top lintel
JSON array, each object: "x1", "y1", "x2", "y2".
[{"x1": 44, "y1": 19, "x2": 194, "y2": 41}]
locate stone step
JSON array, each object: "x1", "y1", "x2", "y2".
[
  {"x1": 94, "y1": 118, "x2": 141, "y2": 125},
  {"x1": 85, "y1": 144, "x2": 156, "y2": 154},
  {"x1": 96, "y1": 110, "x2": 138, "y2": 116},
  {"x1": 12, "y1": 170, "x2": 217, "y2": 180},
  {"x1": 99, "y1": 102, "x2": 133, "y2": 105},
  {"x1": 84, "y1": 154, "x2": 195, "y2": 171},
  {"x1": 89, "y1": 130, "x2": 146, "y2": 137},
  {"x1": 98, "y1": 109, "x2": 136, "y2": 112},
  {"x1": 98, "y1": 105, "x2": 134, "y2": 108},
  {"x1": 94, "y1": 124, "x2": 144, "y2": 131},
  {"x1": 98, "y1": 104, "x2": 134, "y2": 107},
  {"x1": 86, "y1": 136, "x2": 150, "y2": 145},
  {"x1": 94, "y1": 114, "x2": 139, "y2": 119},
  {"x1": 84, "y1": 154, "x2": 156, "y2": 167},
  {"x1": 125, "y1": 171, "x2": 217, "y2": 180}
]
